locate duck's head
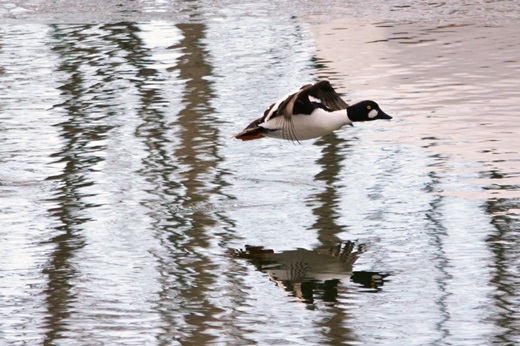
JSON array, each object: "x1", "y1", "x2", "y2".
[{"x1": 347, "y1": 100, "x2": 392, "y2": 122}]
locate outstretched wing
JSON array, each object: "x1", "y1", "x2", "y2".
[
  {"x1": 263, "y1": 84, "x2": 310, "y2": 121},
  {"x1": 234, "y1": 89, "x2": 302, "y2": 141},
  {"x1": 267, "y1": 90, "x2": 304, "y2": 142},
  {"x1": 253, "y1": 85, "x2": 312, "y2": 142},
  {"x1": 306, "y1": 80, "x2": 349, "y2": 111}
]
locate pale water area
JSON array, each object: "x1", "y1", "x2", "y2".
[{"x1": 1, "y1": 1, "x2": 519, "y2": 345}]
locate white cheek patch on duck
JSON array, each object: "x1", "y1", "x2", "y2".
[{"x1": 368, "y1": 109, "x2": 378, "y2": 119}]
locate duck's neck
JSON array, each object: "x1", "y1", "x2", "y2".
[
  {"x1": 326, "y1": 109, "x2": 352, "y2": 128},
  {"x1": 346, "y1": 102, "x2": 365, "y2": 122}
]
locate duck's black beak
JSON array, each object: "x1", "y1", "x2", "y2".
[{"x1": 376, "y1": 110, "x2": 392, "y2": 120}]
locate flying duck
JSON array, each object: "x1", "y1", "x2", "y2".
[{"x1": 234, "y1": 80, "x2": 392, "y2": 142}]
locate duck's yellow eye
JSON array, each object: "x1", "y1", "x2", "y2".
[{"x1": 367, "y1": 105, "x2": 372, "y2": 110}]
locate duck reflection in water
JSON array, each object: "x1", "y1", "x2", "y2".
[{"x1": 234, "y1": 241, "x2": 388, "y2": 303}]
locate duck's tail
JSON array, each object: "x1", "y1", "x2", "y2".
[
  {"x1": 234, "y1": 118, "x2": 267, "y2": 141},
  {"x1": 234, "y1": 126, "x2": 265, "y2": 141}
]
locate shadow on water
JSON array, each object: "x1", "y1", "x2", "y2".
[
  {"x1": 486, "y1": 197, "x2": 520, "y2": 344},
  {"x1": 307, "y1": 130, "x2": 364, "y2": 344},
  {"x1": 31, "y1": 15, "x2": 338, "y2": 345},
  {"x1": 146, "y1": 22, "x2": 221, "y2": 344},
  {"x1": 43, "y1": 24, "x2": 115, "y2": 345},
  {"x1": 310, "y1": 131, "x2": 385, "y2": 345},
  {"x1": 234, "y1": 240, "x2": 388, "y2": 345},
  {"x1": 310, "y1": 133, "x2": 351, "y2": 245},
  {"x1": 426, "y1": 180, "x2": 461, "y2": 344},
  {"x1": 43, "y1": 21, "x2": 236, "y2": 344},
  {"x1": 313, "y1": 19, "x2": 520, "y2": 344},
  {"x1": 234, "y1": 127, "x2": 390, "y2": 344},
  {"x1": 234, "y1": 241, "x2": 387, "y2": 301},
  {"x1": 133, "y1": 22, "x2": 238, "y2": 344},
  {"x1": 381, "y1": 23, "x2": 520, "y2": 344}
]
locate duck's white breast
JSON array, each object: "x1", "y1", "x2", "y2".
[{"x1": 262, "y1": 109, "x2": 350, "y2": 140}]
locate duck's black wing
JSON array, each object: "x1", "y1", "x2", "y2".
[
  {"x1": 306, "y1": 80, "x2": 349, "y2": 111},
  {"x1": 234, "y1": 89, "x2": 303, "y2": 141}
]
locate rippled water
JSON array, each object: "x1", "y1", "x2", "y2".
[{"x1": 1, "y1": 1, "x2": 519, "y2": 345}]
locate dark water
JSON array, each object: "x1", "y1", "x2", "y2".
[{"x1": 1, "y1": 1, "x2": 519, "y2": 345}]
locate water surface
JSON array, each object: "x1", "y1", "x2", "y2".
[{"x1": 1, "y1": 1, "x2": 519, "y2": 345}]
